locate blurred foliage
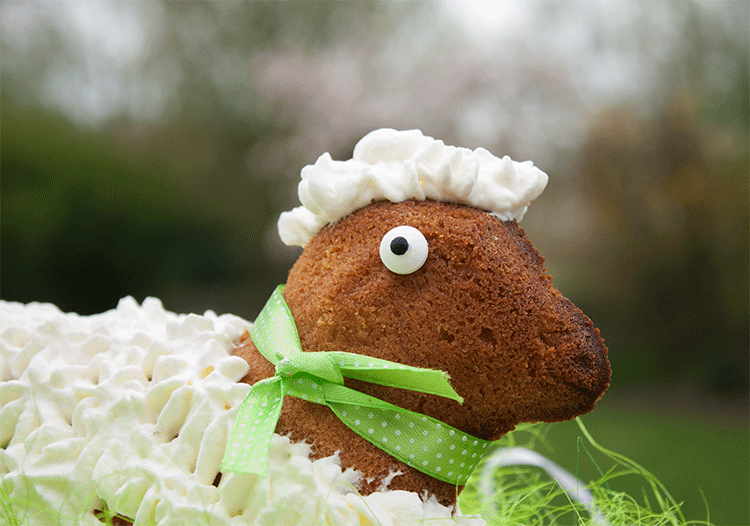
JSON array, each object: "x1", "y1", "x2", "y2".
[
  {"x1": 577, "y1": 95, "x2": 748, "y2": 396},
  {"x1": 1, "y1": 101, "x2": 283, "y2": 318},
  {"x1": 1, "y1": 0, "x2": 747, "y2": 403},
  {"x1": 566, "y1": 5, "x2": 749, "y2": 396},
  {"x1": 1, "y1": 1, "x2": 411, "y2": 319}
]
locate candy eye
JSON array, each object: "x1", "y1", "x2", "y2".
[{"x1": 379, "y1": 225, "x2": 428, "y2": 274}]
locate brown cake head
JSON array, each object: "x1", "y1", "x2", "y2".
[{"x1": 235, "y1": 129, "x2": 610, "y2": 507}]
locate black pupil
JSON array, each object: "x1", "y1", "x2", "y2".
[{"x1": 390, "y1": 236, "x2": 409, "y2": 256}]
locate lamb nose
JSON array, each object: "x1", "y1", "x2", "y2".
[{"x1": 565, "y1": 333, "x2": 610, "y2": 395}]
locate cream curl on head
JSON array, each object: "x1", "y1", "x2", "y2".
[{"x1": 277, "y1": 128, "x2": 549, "y2": 247}]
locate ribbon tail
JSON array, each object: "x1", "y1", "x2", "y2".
[
  {"x1": 326, "y1": 351, "x2": 464, "y2": 403},
  {"x1": 221, "y1": 377, "x2": 285, "y2": 476},
  {"x1": 323, "y1": 383, "x2": 488, "y2": 486}
]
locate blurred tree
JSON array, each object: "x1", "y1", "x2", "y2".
[
  {"x1": 579, "y1": 97, "x2": 748, "y2": 394},
  {"x1": 1, "y1": 1, "x2": 415, "y2": 318},
  {"x1": 1, "y1": 0, "x2": 747, "y2": 398},
  {"x1": 573, "y1": 3, "x2": 749, "y2": 394}
]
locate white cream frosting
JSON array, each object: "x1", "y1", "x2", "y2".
[
  {"x1": 0, "y1": 298, "x2": 485, "y2": 526},
  {"x1": 278, "y1": 128, "x2": 549, "y2": 247}
]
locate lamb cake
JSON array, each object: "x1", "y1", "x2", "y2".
[
  {"x1": 231, "y1": 129, "x2": 610, "y2": 505},
  {"x1": 0, "y1": 129, "x2": 610, "y2": 525}
]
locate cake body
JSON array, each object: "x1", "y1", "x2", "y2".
[{"x1": 0, "y1": 298, "x2": 484, "y2": 525}]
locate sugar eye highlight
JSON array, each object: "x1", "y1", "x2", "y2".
[{"x1": 379, "y1": 226, "x2": 428, "y2": 274}]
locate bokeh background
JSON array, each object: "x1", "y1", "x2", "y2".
[{"x1": 1, "y1": 1, "x2": 747, "y2": 523}]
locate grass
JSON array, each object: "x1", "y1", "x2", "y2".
[
  {"x1": 0, "y1": 483, "x2": 19, "y2": 526},
  {"x1": 459, "y1": 419, "x2": 710, "y2": 526},
  {"x1": 535, "y1": 395, "x2": 748, "y2": 526}
]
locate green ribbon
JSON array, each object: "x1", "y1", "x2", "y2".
[{"x1": 221, "y1": 285, "x2": 491, "y2": 485}]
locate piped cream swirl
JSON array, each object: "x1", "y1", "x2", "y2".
[{"x1": 278, "y1": 129, "x2": 548, "y2": 247}]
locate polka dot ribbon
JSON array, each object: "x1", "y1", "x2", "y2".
[{"x1": 221, "y1": 285, "x2": 491, "y2": 486}]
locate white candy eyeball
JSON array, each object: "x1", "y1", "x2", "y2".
[{"x1": 379, "y1": 225, "x2": 428, "y2": 274}]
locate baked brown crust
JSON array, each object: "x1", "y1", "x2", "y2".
[{"x1": 234, "y1": 200, "x2": 610, "y2": 507}]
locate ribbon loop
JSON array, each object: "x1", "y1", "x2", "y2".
[{"x1": 221, "y1": 285, "x2": 490, "y2": 485}]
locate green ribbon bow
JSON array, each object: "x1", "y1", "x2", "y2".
[{"x1": 221, "y1": 285, "x2": 491, "y2": 485}]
